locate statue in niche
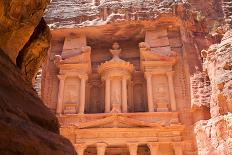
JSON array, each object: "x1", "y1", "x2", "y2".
[
  {"x1": 154, "y1": 85, "x2": 169, "y2": 111},
  {"x1": 113, "y1": 89, "x2": 120, "y2": 104},
  {"x1": 64, "y1": 84, "x2": 79, "y2": 104},
  {"x1": 111, "y1": 89, "x2": 121, "y2": 113},
  {"x1": 67, "y1": 91, "x2": 77, "y2": 104}
]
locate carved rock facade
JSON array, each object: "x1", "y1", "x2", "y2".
[{"x1": 42, "y1": 0, "x2": 232, "y2": 155}]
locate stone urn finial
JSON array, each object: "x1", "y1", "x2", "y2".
[
  {"x1": 110, "y1": 42, "x2": 122, "y2": 60},
  {"x1": 112, "y1": 42, "x2": 120, "y2": 50}
]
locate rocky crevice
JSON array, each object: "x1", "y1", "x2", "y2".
[{"x1": 16, "y1": 18, "x2": 51, "y2": 83}]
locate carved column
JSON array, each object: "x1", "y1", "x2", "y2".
[
  {"x1": 147, "y1": 142, "x2": 159, "y2": 155},
  {"x1": 127, "y1": 143, "x2": 138, "y2": 155},
  {"x1": 79, "y1": 75, "x2": 88, "y2": 114},
  {"x1": 96, "y1": 143, "x2": 107, "y2": 155},
  {"x1": 105, "y1": 78, "x2": 111, "y2": 113},
  {"x1": 122, "y1": 77, "x2": 128, "y2": 113},
  {"x1": 173, "y1": 142, "x2": 183, "y2": 155},
  {"x1": 166, "y1": 71, "x2": 176, "y2": 111},
  {"x1": 145, "y1": 72, "x2": 154, "y2": 112},
  {"x1": 74, "y1": 143, "x2": 87, "y2": 155},
  {"x1": 56, "y1": 75, "x2": 66, "y2": 115}
]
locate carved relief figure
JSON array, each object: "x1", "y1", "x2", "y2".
[{"x1": 113, "y1": 89, "x2": 121, "y2": 104}]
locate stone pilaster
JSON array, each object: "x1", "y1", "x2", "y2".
[
  {"x1": 147, "y1": 142, "x2": 159, "y2": 155},
  {"x1": 56, "y1": 74, "x2": 66, "y2": 115},
  {"x1": 105, "y1": 78, "x2": 111, "y2": 113},
  {"x1": 79, "y1": 74, "x2": 88, "y2": 114},
  {"x1": 173, "y1": 142, "x2": 183, "y2": 155},
  {"x1": 145, "y1": 72, "x2": 154, "y2": 112},
  {"x1": 122, "y1": 77, "x2": 128, "y2": 113},
  {"x1": 74, "y1": 143, "x2": 87, "y2": 155},
  {"x1": 127, "y1": 143, "x2": 138, "y2": 155},
  {"x1": 166, "y1": 71, "x2": 176, "y2": 111},
  {"x1": 96, "y1": 143, "x2": 107, "y2": 155}
]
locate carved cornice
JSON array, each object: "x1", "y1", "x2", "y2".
[{"x1": 74, "y1": 114, "x2": 183, "y2": 129}]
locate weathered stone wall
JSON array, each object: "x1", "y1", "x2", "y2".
[{"x1": 194, "y1": 30, "x2": 232, "y2": 154}]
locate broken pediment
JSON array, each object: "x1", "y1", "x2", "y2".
[
  {"x1": 61, "y1": 33, "x2": 87, "y2": 59},
  {"x1": 54, "y1": 46, "x2": 92, "y2": 74},
  {"x1": 74, "y1": 114, "x2": 182, "y2": 129}
]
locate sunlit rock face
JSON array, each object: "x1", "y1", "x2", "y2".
[
  {"x1": 194, "y1": 30, "x2": 232, "y2": 155},
  {"x1": 0, "y1": 0, "x2": 49, "y2": 64}
]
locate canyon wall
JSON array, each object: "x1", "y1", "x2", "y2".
[
  {"x1": 0, "y1": 0, "x2": 76, "y2": 154},
  {"x1": 194, "y1": 30, "x2": 232, "y2": 155}
]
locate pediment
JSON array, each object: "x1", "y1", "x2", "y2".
[
  {"x1": 61, "y1": 51, "x2": 91, "y2": 64},
  {"x1": 76, "y1": 114, "x2": 164, "y2": 129},
  {"x1": 54, "y1": 51, "x2": 91, "y2": 67},
  {"x1": 140, "y1": 50, "x2": 176, "y2": 64}
]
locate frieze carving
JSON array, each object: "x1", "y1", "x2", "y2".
[{"x1": 72, "y1": 114, "x2": 183, "y2": 129}]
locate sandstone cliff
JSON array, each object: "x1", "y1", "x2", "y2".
[
  {"x1": 194, "y1": 30, "x2": 232, "y2": 155},
  {"x1": 0, "y1": 0, "x2": 76, "y2": 154}
]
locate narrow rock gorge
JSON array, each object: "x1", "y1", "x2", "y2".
[{"x1": 0, "y1": 0, "x2": 76, "y2": 154}]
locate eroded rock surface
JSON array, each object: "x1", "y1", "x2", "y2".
[
  {"x1": 16, "y1": 18, "x2": 51, "y2": 83},
  {"x1": 0, "y1": 50, "x2": 77, "y2": 155},
  {"x1": 0, "y1": 0, "x2": 49, "y2": 64},
  {"x1": 194, "y1": 30, "x2": 232, "y2": 155},
  {"x1": 0, "y1": 0, "x2": 77, "y2": 154}
]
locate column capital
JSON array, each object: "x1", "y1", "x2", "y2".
[
  {"x1": 127, "y1": 142, "x2": 138, "y2": 148},
  {"x1": 122, "y1": 75, "x2": 130, "y2": 81},
  {"x1": 79, "y1": 74, "x2": 88, "y2": 80},
  {"x1": 166, "y1": 71, "x2": 175, "y2": 77},
  {"x1": 127, "y1": 142, "x2": 138, "y2": 155},
  {"x1": 147, "y1": 142, "x2": 159, "y2": 148},
  {"x1": 96, "y1": 142, "x2": 107, "y2": 149},
  {"x1": 74, "y1": 143, "x2": 87, "y2": 150},
  {"x1": 172, "y1": 142, "x2": 182, "y2": 148},
  {"x1": 147, "y1": 142, "x2": 159, "y2": 155},
  {"x1": 144, "y1": 72, "x2": 152, "y2": 79},
  {"x1": 172, "y1": 142, "x2": 183, "y2": 155},
  {"x1": 96, "y1": 142, "x2": 107, "y2": 155},
  {"x1": 58, "y1": 74, "x2": 67, "y2": 80}
]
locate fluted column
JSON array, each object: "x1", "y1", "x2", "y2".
[
  {"x1": 79, "y1": 75, "x2": 88, "y2": 114},
  {"x1": 105, "y1": 78, "x2": 111, "y2": 113},
  {"x1": 56, "y1": 74, "x2": 66, "y2": 115},
  {"x1": 96, "y1": 143, "x2": 107, "y2": 155},
  {"x1": 127, "y1": 143, "x2": 138, "y2": 155},
  {"x1": 122, "y1": 77, "x2": 128, "y2": 113},
  {"x1": 147, "y1": 142, "x2": 159, "y2": 155},
  {"x1": 166, "y1": 71, "x2": 176, "y2": 111},
  {"x1": 145, "y1": 72, "x2": 154, "y2": 112},
  {"x1": 173, "y1": 142, "x2": 183, "y2": 155},
  {"x1": 74, "y1": 143, "x2": 87, "y2": 155}
]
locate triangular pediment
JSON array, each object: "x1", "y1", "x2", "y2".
[
  {"x1": 76, "y1": 114, "x2": 164, "y2": 129},
  {"x1": 61, "y1": 51, "x2": 91, "y2": 64}
]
